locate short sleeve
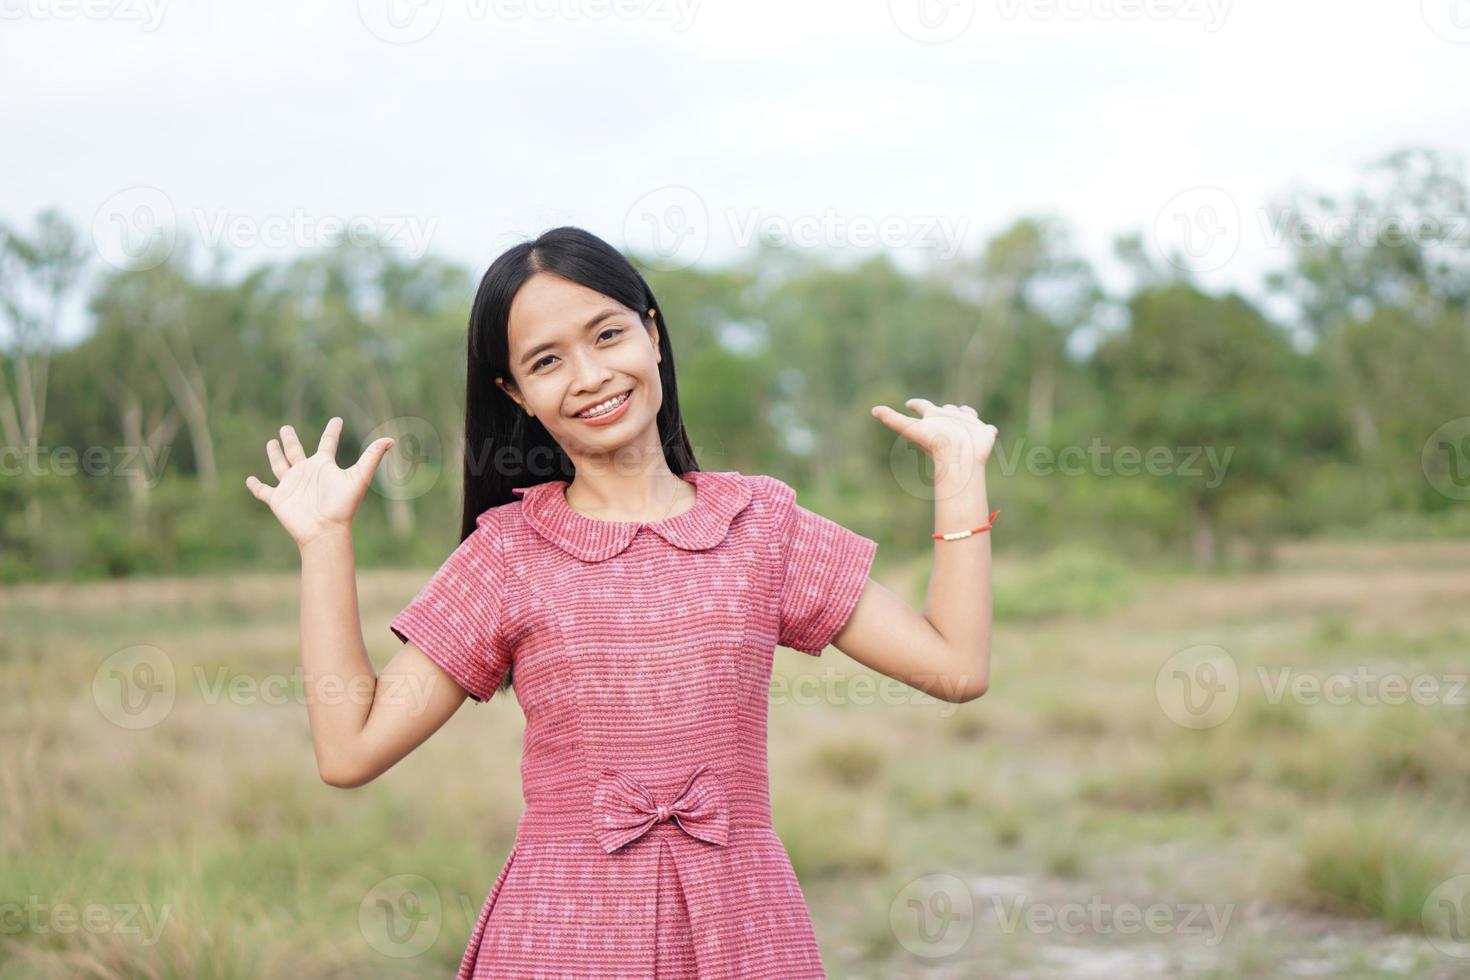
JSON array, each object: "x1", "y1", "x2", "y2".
[
  {"x1": 388, "y1": 511, "x2": 510, "y2": 703},
  {"x1": 763, "y1": 476, "x2": 879, "y2": 657}
]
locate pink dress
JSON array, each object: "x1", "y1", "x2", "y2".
[{"x1": 389, "y1": 469, "x2": 878, "y2": 978}]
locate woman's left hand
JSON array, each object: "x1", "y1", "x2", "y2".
[{"x1": 871, "y1": 397, "x2": 999, "y2": 466}]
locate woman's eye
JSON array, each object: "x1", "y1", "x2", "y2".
[{"x1": 532, "y1": 329, "x2": 621, "y2": 371}]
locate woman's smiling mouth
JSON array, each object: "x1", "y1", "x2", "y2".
[{"x1": 573, "y1": 389, "x2": 633, "y2": 424}]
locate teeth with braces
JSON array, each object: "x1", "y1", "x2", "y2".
[{"x1": 577, "y1": 391, "x2": 630, "y2": 418}]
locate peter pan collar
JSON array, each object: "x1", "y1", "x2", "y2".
[{"x1": 508, "y1": 469, "x2": 752, "y2": 563}]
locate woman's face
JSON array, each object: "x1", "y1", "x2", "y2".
[{"x1": 500, "y1": 272, "x2": 664, "y2": 464}]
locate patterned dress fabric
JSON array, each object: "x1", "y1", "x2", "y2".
[{"x1": 389, "y1": 469, "x2": 878, "y2": 978}]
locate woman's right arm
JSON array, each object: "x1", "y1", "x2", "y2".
[
  {"x1": 298, "y1": 526, "x2": 471, "y2": 787},
  {"x1": 248, "y1": 418, "x2": 473, "y2": 789}
]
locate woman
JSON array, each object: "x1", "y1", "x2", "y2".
[{"x1": 244, "y1": 226, "x2": 998, "y2": 977}]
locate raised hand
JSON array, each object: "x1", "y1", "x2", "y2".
[
  {"x1": 245, "y1": 417, "x2": 396, "y2": 550},
  {"x1": 871, "y1": 397, "x2": 999, "y2": 466}
]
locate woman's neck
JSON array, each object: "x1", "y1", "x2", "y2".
[{"x1": 563, "y1": 467, "x2": 696, "y2": 523}]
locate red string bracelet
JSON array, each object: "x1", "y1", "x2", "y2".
[{"x1": 932, "y1": 509, "x2": 1001, "y2": 541}]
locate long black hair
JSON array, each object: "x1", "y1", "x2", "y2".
[
  {"x1": 462, "y1": 226, "x2": 699, "y2": 497},
  {"x1": 461, "y1": 227, "x2": 699, "y2": 695}
]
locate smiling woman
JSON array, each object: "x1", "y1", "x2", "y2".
[
  {"x1": 380, "y1": 227, "x2": 859, "y2": 977},
  {"x1": 246, "y1": 225, "x2": 995, "y2": 979},
  {"x1": 454, "y1": 227, "x2": 703, "y2": 541},
  {"x1": 492, "y1": 276, "x2": 668, "y2": 461}
]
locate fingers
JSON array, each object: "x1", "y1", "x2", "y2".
[
  {"x1": 316, "y1": 416, "x2": 343, "y2": 463},
  {"x1": 882, "y1": 399, "x2": 995, "y2": 440},
  {"x1": 941, "y1": 401, "x2": 983, "y2": 418},
  {"x1": 280, "y1": 424, "x2": 307, "y2": 465},
  {"x1": 870, "y1": 405, "x2": 919, "y2": 435},
  {"x1": 266, "y1": 438, "x2": 289, "y2": 480},
  {"x1": 350, "y1": 436, "x2": 397, "y2": 482},
  {"x1": 244, "y1": 474, "x2": 273, "y2": 503},
  {"x1": 905, "y1": 397, "x2": 939, "y2": 416},
  {"x1": 899, "y1": 397, "x2": 985, "y2": 419}
]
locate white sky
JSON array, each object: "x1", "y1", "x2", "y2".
[{"x1": 3, "y1": 0, "x2": 1468, "y2": 343}]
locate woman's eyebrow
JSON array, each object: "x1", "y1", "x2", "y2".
[{"x1": 519, "y1": 308, "x2": 624, "y2": 366}]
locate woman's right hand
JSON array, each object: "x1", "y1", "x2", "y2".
[{"x1": 245, "y1": 417, "x2": 396, "y2": 551}]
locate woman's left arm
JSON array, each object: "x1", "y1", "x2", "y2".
[{"x1": 829, "y1": 398, "x2": 998, "y2": 704}]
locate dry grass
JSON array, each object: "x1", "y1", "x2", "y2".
[{"x1": 4, "y1": 540, "x2": 1469, "y2": 977}]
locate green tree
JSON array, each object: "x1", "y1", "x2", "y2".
[
  {"x1": 263, "y1": 236, "x2": 472, "y2": 537},
  {"x1": 1094, "y1": 283, "x2": 1311, "y2": 568},
  {"x1": 0, "y1": 208, "x2": 90, "y2": 533},
  {"x1": 960, "y1": 217, "x2": 1101, "y2": 443},
  {"x1": 1263, "y1": 148, "x2": 1470, "y2": 463}
]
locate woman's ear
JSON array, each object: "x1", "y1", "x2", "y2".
[
  {"x1": 646, "y1": 308, "x2": 661, "y2": 364},
  {"x1": 496, "y1": 376, "x2": 529, "y2": 415}
]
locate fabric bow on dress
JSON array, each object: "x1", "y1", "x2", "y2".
[{"x1": 592, "y1": 763, "x2": 731, "y2": 853}]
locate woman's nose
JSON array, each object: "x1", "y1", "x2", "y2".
[{"x1": 571, "y1": 353, "x2": 612, "y2": 392}]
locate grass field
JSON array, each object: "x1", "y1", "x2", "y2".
[{"x1": 3, "y1": 539, "x2": 1469, "y2": 978}]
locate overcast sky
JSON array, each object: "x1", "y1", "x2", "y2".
[{"x1": 4, "y1": 0, "x2": 1468, "y2": 343}]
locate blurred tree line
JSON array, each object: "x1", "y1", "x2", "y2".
[{"x1": 1, "y1": 147, "x2": 1466, "y2": 583}]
